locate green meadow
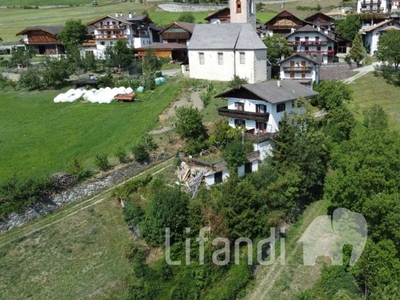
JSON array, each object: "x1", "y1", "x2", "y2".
[
  {"x1": 0, "y1": 2, "x2": 275, "y2": 42},
  {"x1": 0, "y1": 77, "x2": 180, "y2": 180}
]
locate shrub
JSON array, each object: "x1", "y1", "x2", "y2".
[
  {"x1": 94, "y1": 154, "x2": 110, "y2": 171},
  {"x1": 132, "y1": 143, "x2": 149, "y2": 163},
  {"x1": 67, "y1": 157, "x2": 87, "y2": 181},
  {"x1": 115, "y1": 147, "x2": 128, "y2": 163}
]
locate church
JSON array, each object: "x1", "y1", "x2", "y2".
[{"x1": 187, "y1": 0, "x2": 267, "y2": 83}]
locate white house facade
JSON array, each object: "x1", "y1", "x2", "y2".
[
  {"x1": 286, "y1": 25, "x2": 336, "y2": 64},
  {"x1": 188, "y1": 23, "x2": 267, "y2": 83},
  {"x1": 216, "y1": 80, "x2": 318, "y2": 160},
  {"x1": 279, "y1": 53, "x2": 320, "y2": 89},
  {"x1": 361, "y1": 19, "x2": 400, "y2": 55},
  {"x1": 86, "y1": 13, "x2": 161, "y2": 58},
  {"x1": 357, "y1": 0, "x2": 392, "y2": 13}
]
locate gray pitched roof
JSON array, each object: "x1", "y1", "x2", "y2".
[
  {"x1": 279, "y1": 52, "x2": 320, "y2": 65},
  {"x1": 215, "y1": 80, "x2": 318, "y2": 104},
  {"x1": 286, "y1": 24, "x2": 336, "y2": 42},
  {"x1": 188, "y1": 23, "x2": 267, "y2": 50},
  {"x1": 16, "y1": 26, "x2": 64, "y2": 36}
]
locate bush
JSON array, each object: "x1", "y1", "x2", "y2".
[
  {"x1": 132, "y1": 143, "x2": 149, "y2": 163},
  {"x1": 115, "y1": 147, "x2": 128, "y2": 163},
  {"x1": 67, "y1": 157, "x2": 87, "y2": 181},
  {"x1": 94, "y1": 154, "x2": 110, "y2": 171}
]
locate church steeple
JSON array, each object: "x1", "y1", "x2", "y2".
[{"x1": 230, "y1": 0, "x2": 256, "y2": 27}]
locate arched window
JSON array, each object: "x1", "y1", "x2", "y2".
[{"x1": 236, "y1": 0, "x2": 242, "y2": 13}]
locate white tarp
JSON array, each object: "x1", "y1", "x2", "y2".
[{"x1": 54, "y1": 87, "x2": 134, "y2": 104}]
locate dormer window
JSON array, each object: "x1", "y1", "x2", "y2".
[{"x1": 236, "y1": 0, "x2": 242, "y2": 13}]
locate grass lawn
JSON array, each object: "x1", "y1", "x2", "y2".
[
  {"x1": 0, "y1": 197, "x2": 133, "y2": 300},
  {"x1": 348, "y1": 73, "x2": 400, "y2": 130},
  {"x1": 0, "y1": 2, "x2": 276, "y2": 42},
  {"x1": 0, "y1": 77, "x2": 180, "y2": 180}
]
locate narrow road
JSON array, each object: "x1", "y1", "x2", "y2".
[{"x1": 343, "y1": 62, "x2": 380, "y2": 84}]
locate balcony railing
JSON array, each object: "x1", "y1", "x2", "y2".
[
  {"x1": 217, "y1": 107, "x2": 270, "y2": 122},
  {"x1": 283, "y1": 66, "x2": 312, "y2": 72},
  {"x1": 245, "y1": 129, "x2": 276, "y2": 142},
  {"x1": 96, "y1": 25, "x2": 126, "y2": 30},
  {"x1": 296, "y1": 50, "x2": 335, "y2": 54},
  {"x1": 289, "y1": 78, "x2": 313, "y2": 84},
  {"x1": 289, "y1": 40, "x2": 328, "y2": 46},
  {"x1": 95, "y1": 35, "x2": 128, "y2": 40}
]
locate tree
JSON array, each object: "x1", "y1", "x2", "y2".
[
  {"x1": 335, "y1": 14, "x2": 361, "y2": 41},
  {"x1": 376, "y1": 29, "x2": 400, "y2": 70},
  {"x1": 222, "y1": 138, "x2": 249, "y2": 172},
  {"x1": 262, "y1": 35, "x2": 293, "y2": 66},
  {"x1": 58, "y1": 19, "x2": 87, "y2": 50},
  {"x1": 19, "y1": 68, "x2": 42, "y2": 90},
  {"x1": 132, "y1": 136, "x2": 158, "y2": 163},
  {"x1": 363, "y1": 104, "x2": 388, "y2": 131},
  {"x1": 42, "y1": 56, "x2": 72, "y2": 88},
  {"x1": 228, "y1": 75, "x2": 248, "y2": 89},
  {"x1": 104, "y1": 39, "x2": 135, "y2": 69},
  {"x1": 174, "y1": 106, "x2": 206, "y2": 140},
  {"x1": 178, "y1": 12, "x2": 195, "y2": 23},
  {"x1": 142, "y1": 179, "x2": 189, "y2": 246},
  {"x1": 314, "y1": 80, "x2": 353, "y2": 110},
  {"x1": 141, "y1": 49, "x2": 162, "y2": 75},
  {"x1": 10, "y1": 46, "x2": 36, "y2": 67},
  {"x1": 349, "y1": 34, "x2": 364, "y2": 65}
]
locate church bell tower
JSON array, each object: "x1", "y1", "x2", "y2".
[{"x1": 230, "y1": 0, "x2": 256, "y2": 28}]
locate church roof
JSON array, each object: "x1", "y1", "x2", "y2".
[{"x1": 188, "y1": 23, "x2": 266, "y2": 50}]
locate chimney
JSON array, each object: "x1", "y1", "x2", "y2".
[
  {"x1": 119, "y1": 12, "x2": 123, "y2": 17},
  {"x1": 317, "y1": 25, "x2": 320, "y2": 31},
  {"x1": 291, "y1": 27, "x2": 295, "y2": 33},
  {"x1": 129, "y1": 12, "x2": 133, "y2": 19},
  {"x1": 277, "y1": 80, "x2": 281, "y2": 87},
  {"x1": 280, "y1": 54, "x2": 285, "y2": 61},
  {"x1": 115, "y1": 12, "x2": 118, "y2": 17}
]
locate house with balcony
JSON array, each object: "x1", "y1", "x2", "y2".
[
  {"x1": 286, "y1": 24, "x2": 336, "y2": 64},
  {"x1": 257, "y1": 10, "x2": 308, "y2": 38},
  {"x1": 279, "y1": 53, "x2": 320, "y2": 89},
  {"x1": 215, "y1": 80, "x2": 318, "y2": 161},
  {"x1": 304, "y1": 11, "x2": 336, "y2": 31},
  {"x1": 86, "y1": 13, "x2": 161, "y2": 58},
  {"x1": 361, "y1": 19, "x2": 400, "y2": 55},
  {"x1": 357, "y1": 0, "x2": 391, "y2": 13},
  {"x1": 16, "y1": 26, "x2": 65, "y2": 55},
  {"x1": 204, "y1": 7, "x2": 231, "y2": 24}
]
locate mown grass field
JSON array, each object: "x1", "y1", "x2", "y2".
[
  {"x1": 0, "y1": 196, "x2": 132, "y2": 300},
  {"x1": 0, "y1": 76, "x2": 180, "y2": 180},
  {"x1": 348, "y1": 73, "x2": 400, "y2": 130}
]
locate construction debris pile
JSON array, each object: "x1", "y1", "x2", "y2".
[{"x1": 177, "y1": 161, "x2": 206, "y2": 198}]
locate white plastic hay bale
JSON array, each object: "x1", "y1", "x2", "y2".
[
  {"x1": 54, "y1": 93, "x2": 67, "y2": 103},
  {"x1": 125, "y1": 87, "x2": 133, "y2": 94}
]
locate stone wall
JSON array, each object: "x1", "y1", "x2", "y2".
[
  {"x1": 158, "y1": 3, "x2": 226, "y2": 12},
  {"x1": 0, "y1": 155, "x2": 169, "y2": 234},
  {"x1": 320, "y1": 62, "x2": 357, "y2": 81}
]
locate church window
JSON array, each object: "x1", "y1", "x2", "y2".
[{"x1": 236, "y1": 0, "x2": 242, "y2": 13}]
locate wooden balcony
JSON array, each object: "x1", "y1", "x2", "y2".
[
  {"x1": 288, "y1": 41, "x2": 327, "y2": 46},
  {"x1": 283, "y1": 66, "x2": 312, "y2": 72},
  {"x1": 96, "y1": 26, "x2": 125, "y2": 30},
  {"x1": 245, "y1": 129, "x2": 276, "y2": 142},
  {"x1": 296, "y1": 50, "x2": 335, "y2": 55},
  {"x1": 217, "y1": 107, "x2": 270, "y2": 122},
  {"x1": 289, "y1": 78, "x2": 312, "y2": 84},
  {"x1": 95, "y1": 35, "x2": 128, "y2": 40}
]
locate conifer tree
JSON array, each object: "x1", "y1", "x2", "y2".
[{"x1": 350, "y1": 34, "x2": 364, "y2": 65}]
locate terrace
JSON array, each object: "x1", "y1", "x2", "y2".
[{"x1": 217, "y1": 107, "x2": 270, "y2": 122}]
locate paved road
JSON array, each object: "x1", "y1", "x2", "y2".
[{"x1": 343, "y1": 62, "x2": 380, "y2": 84}]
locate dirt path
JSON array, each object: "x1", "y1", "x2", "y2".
[
  {"x1": 245, "y1": 200, "x2": 328, "y2": 300},
  {"x1": 148, "y1": 90, "x2": 203, "y2": 135}
]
